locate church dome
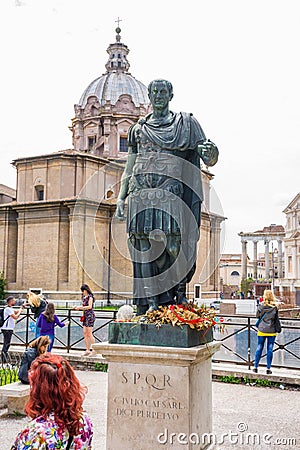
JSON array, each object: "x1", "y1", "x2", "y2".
[
  {"x1": 78, "y1": 71, "x2": 149, "y2": 108},
  {"x1": 77, "y1": 27, "x2": 150, "y2": 109}
]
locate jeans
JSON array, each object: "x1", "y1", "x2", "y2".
[
  {"x1": 254, "y1": 335, "x2": 276, "y2": 369},
  {"x1": 1, "y1": 329, "x2": 14, "y2": 363},
  {"x1": 42, "y1": 334, "x2": 55, "y2": 352}
]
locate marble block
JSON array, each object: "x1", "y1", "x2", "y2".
[{"x1": 94, "y1": 341, "x2": 221, "y2": 450}]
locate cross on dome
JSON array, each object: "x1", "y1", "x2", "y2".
[{"x1": 115, "y1": 16, "x2": 122, "y2": 28}]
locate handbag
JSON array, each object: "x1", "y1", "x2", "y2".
[
  {"x1": 80, "y1": 315, "x2": 84, "y2": 322},
  {"x1": 274, "y1": 311, "x2": 282, "y2": 333},
  {"x1": 255, "y1": 312, "x2": 266, "y2": 328}
]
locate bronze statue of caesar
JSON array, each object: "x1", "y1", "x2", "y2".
[{"x1": 115, "y1": 79, "x2": 218, "y2": 315}]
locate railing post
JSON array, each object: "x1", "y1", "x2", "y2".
[
  {"x1": 247, "y1": 317, "x2": 251, "y2": 370},
  {"x1": 67, "y1": 309, "x2": 71, "y2": 353},
  {"x1": 25, "y1": 308, "x2": 29, "y2": 347}
]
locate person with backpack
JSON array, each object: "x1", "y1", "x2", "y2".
[
  {"x1": 253, "y1": 289, "x2": 282, "y2": 375},
  {"x1": 1, "y1": 296, "x2": 24, "y2": 363}
]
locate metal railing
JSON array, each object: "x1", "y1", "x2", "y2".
[
  {"x1": 0, "y1": 308, "x2": 117, "y2": 352},
  {"x1": 213, "y1": 314, "x2": 300, "y2": 370},
  {"x1": 1, "y1": 309, "x2": 300, "y2": 371}
]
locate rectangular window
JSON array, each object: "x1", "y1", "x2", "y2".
[
  {"x1": 88, "y1": 136, "x2": 96, "y2": 150},
  {"x1": 288, "y1": 256, "x2": 292, "y2": 273},
  {"x1": 35, "y1": 186, "x2": 44, "y2": 201},
  {"x1": 119, "y1": 137, "x2": 128, "y2": 153}
]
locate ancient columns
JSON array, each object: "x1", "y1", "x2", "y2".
[
  {"x1": 241, "y1": 240, "x2": 247, "y2": 279},
  {"x1": 253, "y1": 240, "x2": 258, "y2": 280},
  {"x1": 239, "y1": 229, "x2": 285, "y2": 284},
  {"x1": 264, "y1": 240, "x2": 270, "y2": 280}
]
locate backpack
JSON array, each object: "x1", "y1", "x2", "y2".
[{"x1": 0, "y1": 306, "x2": 9, "y2": 328}]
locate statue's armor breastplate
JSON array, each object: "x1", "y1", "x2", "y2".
[
  {"x1": 127, "y1": 130, "x2": 184, "y2": 236},
  {"x1": 129, "y1": 132, "x2": 183, "y2": 196}
]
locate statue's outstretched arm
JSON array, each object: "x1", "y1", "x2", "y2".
[
  {"x1": 198, "y1": 139, "x2": 219, "y2": 167},
  {"x1": 115, "y1": 150, "x2": 137, "y2": 220}
]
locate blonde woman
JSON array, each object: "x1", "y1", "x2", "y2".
[
  {"x1": 24, "y1": 292, "x2": 47, "y2": 338},
  {"x1": 253, "y1": 290, "x2": 281, "y2": 374}
]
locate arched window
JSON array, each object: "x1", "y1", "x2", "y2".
[{"x1": 231, "y1": 271, "x2": 240, "y2": 276}]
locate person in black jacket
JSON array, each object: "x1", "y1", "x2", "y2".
[
  {"x1": 24, "y1": 291, "x2": 47, "y2": 338},
  {"x1": 253, "y1": 290, "x2": 281, "y2": 375},
  {"x1": 18, "y1": 335, "x2": 50, "y2": 384}
]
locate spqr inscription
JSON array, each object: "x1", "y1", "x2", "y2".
[{"x1": 121, "y1": 371, "x2": 172, "y2": 390}]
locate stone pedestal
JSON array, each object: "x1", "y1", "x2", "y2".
[{"x1": 94, "y1": 341, "x2": 221, "y2": 450}]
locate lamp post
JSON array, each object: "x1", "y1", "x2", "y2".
[{"x1": 107, "y1": 205, "x2": 113, "y2": 306}]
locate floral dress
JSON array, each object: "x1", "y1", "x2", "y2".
[
  {"x1": 11, "y1": 411, "x2": 93, "y2": 449},
  {"x1": 82, "y1": 294, "x2": 95, "y2": 328}
]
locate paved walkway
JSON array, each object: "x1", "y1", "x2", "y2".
[{"x1": 1, "y1": 349, "x2": 300, "y2": 449}]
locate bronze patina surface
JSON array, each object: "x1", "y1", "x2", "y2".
[
  {"x1": 115, "y1": 79, "x2": 219, "y2": 315},
  {"x1": 108, "y1": 322, "x2": 213, "y2": 348}
]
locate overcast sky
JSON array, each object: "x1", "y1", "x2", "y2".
[{"x1": 1, "y1": 0, "x2": 299, "y2": 256}]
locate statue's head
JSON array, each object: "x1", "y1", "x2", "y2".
[{"x1": 148, "y1": 79, "x2": 174, "y2": 103}]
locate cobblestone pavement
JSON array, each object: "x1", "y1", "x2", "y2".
[{"x1": 1, "y1": 370, "x2": 300, "y2": 450}]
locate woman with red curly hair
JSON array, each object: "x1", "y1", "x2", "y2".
[{"x1": 11, "y1": 354, "x2": 93, "y2": 449}]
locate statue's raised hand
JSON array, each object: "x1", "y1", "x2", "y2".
[
  {"x1": 115, "y1": 199, "x2": 126, "y2": 220},
  {"x1": 198, "y1": 139, "x2": 219, "y2": 167}
]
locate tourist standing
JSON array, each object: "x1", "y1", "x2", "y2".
[
  {"x1": 18, "y1": 335, "x2": 50, "y2": 384},
  {"x1": 37, "y1": 302, "x2": 68, "y2": 352},
  {"x1": 74, "y1": 284, "x2": 96, "y2": 356},
  {"x1": 24, "y1": 291, "x2": 47, "y2": 337},
  {"x1": 11, "y1": 353, "x2": 93, "y2": 449},
  {"x1": 1, "y1": 296, "x2": 24, "y2": 363},
  {"x1": 253, "y1": 290, "x2": 282, "y2": 374}
]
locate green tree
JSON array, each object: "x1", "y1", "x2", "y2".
[
  {"x1": 0, "y1": 271, "x2": 7, "y2": 300},
  {"x1": 240, "y1": 278, "x2": 251, "y2": 296}
]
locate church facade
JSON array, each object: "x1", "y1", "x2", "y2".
[
  {"x1": 0, "y1": 28, "x2": 223, "y2": 301},
  {"x1": 282, "y1": 192, "x2": 300, "y2": 305}
]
